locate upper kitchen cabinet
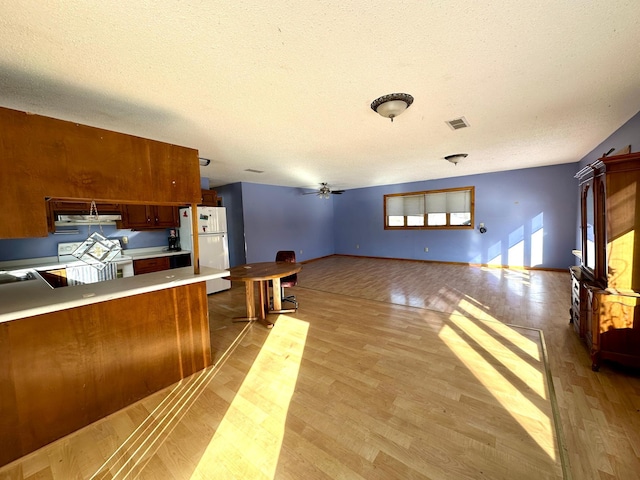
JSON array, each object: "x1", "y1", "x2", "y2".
[
  {"x1": 0, "y1": 106, "x2": 201, "y2": 239},
  {"x1": 121, "y1": 204, "x2": 179, "y2": 230},
  {"x1": 46, "y1": 200, "x2": 122, "y2": 233},
  {"x1": 200, "y1": 189, "x2": 218, "y2": 206}
]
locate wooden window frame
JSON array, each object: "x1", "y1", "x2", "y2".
[{"x1": 384, "y1": 186, "x2": 475, "y2": 230}]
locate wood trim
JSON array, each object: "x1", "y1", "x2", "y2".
[
  {"x1": 383, "y1": 186, "x2": 475, "y2": 230},
  {"x1": 300, "y1": 254, "x2": 335, "y2": 264},
  {"x1": 384, "y1": 185, "x2": 475, "y2": 198},
  {"x1": 384, "y1": 224, "x2": 474, "y2": 231},
  {"x1": 191, "y1": 203, "x2": 200, "y2": 274},
  {"x1": 330, "y1": 254, "x2": 568, "y2": 273}
]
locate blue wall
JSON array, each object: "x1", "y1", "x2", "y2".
[
  {"x1": 333, "y1": 163, "x2": 578, "y2": 269},
  {"x1": 215, "y1": 182, "x2": 246, "y2": 267},
  {"x1": 240, "y1": 182, "x2": 334, "y2": 263}
]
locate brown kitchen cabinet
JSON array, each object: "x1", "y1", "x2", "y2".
[
  {"x1": 200, "y1": 189, "x2": 218, "y2": 206},
  {"x1": 169, "y1": 253, "x2": 192, "y2": 269},
  {"x1": 133, "y1": 253, "x2": 191, "y2": 275},
  {"x1": 46, "y1": 200, "x2": 122, "y2": 232},
  {"x1": 133, "y1": 257, "x2": 170, "y2": 275},
  {"x1": 121, "y1": 204, "x2": 179, "y2": 230},
  {"x1": 0, "y1": 106, "x2": 200, "y2": 239},
  {"x1": 574, "y1": 152, "x2": 640, "y2": 370}
]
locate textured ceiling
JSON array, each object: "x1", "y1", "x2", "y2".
[{"x1": 1, "y1": 1, "x2": 640, "y2": 191}]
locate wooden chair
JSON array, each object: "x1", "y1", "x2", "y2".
[{"x1": 274, "y1": 250, "x2": 298, "y2": 309}]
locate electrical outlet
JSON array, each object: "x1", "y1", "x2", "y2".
[
  {"x1": 356, "y1": 244, "x2": 360, "y2": 249},
  {"x1": 299, "y1": 250, "x2": 303, "y2": 255},
  {"x1": 122, "y1": 236, "x2": 129, "y2": 245},
  {"x1": 424, "y1": 247, "x2": 428, "y2": 252}
]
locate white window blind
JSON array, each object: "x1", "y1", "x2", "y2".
[
  {"x1": 424, "y1": 191, "x2": 470, "y2": 213},
  {"x1": 446, "y1": 190, "x2": 470, "y2": 213},
  {"x1": 386, "y1": 195, "x2": 425, "y2": 215},
  {"x1": 404, "y1": 195, "x2": 425, "y2": 215},
  {"x1": 384, "y1": 186, "x2": 473, "y2": 229},
  {"x1": 425, "y1": 192, "x2": 447, "y2": 213},
  {"x1": 386, "y1": 196, "x2": 404, "y2": 216}
]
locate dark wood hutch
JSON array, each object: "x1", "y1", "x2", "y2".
[{"x1": 572, "y1": 151, "x2": 640, "y2": 370}]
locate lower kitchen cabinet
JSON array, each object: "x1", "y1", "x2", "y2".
[
  {"x1": 133, "y1": 257, "x2": 170, "y2": 275},
  {"x1": 170, "y1": 253, "x2": 192, "y2": 269},
  {"x1": 133, "y1": 253, "x2": 191, "y2": 275}
]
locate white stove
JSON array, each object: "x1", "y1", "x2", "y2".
[{"x1": 57, "y1": 240, "x2": 134, "y2": 284}]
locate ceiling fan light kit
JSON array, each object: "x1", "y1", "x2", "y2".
[
  {"x1": 444, "y1": 153, "x2": 468, "y2": 165},
  {"x1": 304, "y1": 183, "x2": 345, "y2": 199},
  {"x1": 371, "y1": 93, "x2": 414, "y2": 122}
]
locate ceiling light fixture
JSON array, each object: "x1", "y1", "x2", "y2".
[
  {"x1": 319, "y1": 184, "x2": 331, "y2": 199},
  {"x1": 199, "y1": 158, "x2": 211, "y2": 166},
  {"x1": 444, "y1": 153, "x2": 468, "y2": 165},
  {"x1": 371, "y1": 93, "x2": 414, "y2": 122}
]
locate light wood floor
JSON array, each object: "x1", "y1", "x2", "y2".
[{"x1": 1, "y1": 256, "x2": 639, "y2": 479}]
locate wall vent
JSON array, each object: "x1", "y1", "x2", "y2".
[
  {"x1": 244, "y1": 168, "x2": 264, "y2": 173},
  {"x1": 446, "y1": 117, "x2": 470, "y2": 130}
]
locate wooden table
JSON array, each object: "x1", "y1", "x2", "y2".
[{"x1": 225, "y1": 262, "x2": 302, "y2": 328}]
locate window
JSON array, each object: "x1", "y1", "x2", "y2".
[{"x1": 384, "y1": 186, "x2": 474, "y2": 230}]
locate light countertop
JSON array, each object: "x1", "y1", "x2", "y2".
[
  {"x1": 125, "y1": 247, "x2": 191, "y2": 261},
  {"x1": 0, "y1": 266, "x2": 228, "y2": 324}
]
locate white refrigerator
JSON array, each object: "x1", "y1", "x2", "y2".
[{"x1": 178, "y1": 206, "x2": 231, "y2": 294}]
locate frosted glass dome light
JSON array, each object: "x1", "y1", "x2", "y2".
[{"x1": 371, "y1": 93, "x2": 414, "y2": 122}]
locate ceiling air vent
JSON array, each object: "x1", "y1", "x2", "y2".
[
  {"x1": 446, "y1": 117, "x2": 470, "y2": 130},
  {"x1": 244, "y1": 168, "x2": 264, "y2": 174}
]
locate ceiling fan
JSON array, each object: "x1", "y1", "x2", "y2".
[{"x1": 303, "y1": 183, "x2": 345, "y2": 198}]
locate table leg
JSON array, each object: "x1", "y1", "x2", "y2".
[
  {"x1": 268, "y1": 277, "x2": 297, "y2": 314},
  {"x1": 272, "y1": 278, "x2": 282, "y2": 311},
  {"x1": 258, "y1": 280, "x2": 275, "y2": 328},
  {"x1": 258, "y1": 280, "x2": 266, "y2": 319},
  {"x1": 232, "y1": 280, "x2": 258, "y2": 323}
]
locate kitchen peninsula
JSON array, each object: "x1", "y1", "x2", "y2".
[
  {"x1": 0, "y1": 106, "x2": 220, "y2": 467},
  {"x1": 0, "y1": 267, "x2": 227, "y2": 466}
]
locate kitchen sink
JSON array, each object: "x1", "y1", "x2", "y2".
[
  {"x1": 34, "y1": 267, "x2": 72, "y2": 289},
  {"x1": 0, "y1": 270, "x2": 38, "y2": 285}
]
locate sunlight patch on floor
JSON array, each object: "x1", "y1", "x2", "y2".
[
  {"x1": 438, "y1": 320, "x2": 556, "y2": 461},
  {"x1": 448, "y1": 310, "x2": 546, "y2": 398},
  {"x1": 190, "y1": 316, "x2": 309, "y2": 479},
  {"x1": 92, "y1": 364, "x2": 221, "y2": 479},
  {"x1": 456, "y1": 298, "x2": 540, "y2": 361}
]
